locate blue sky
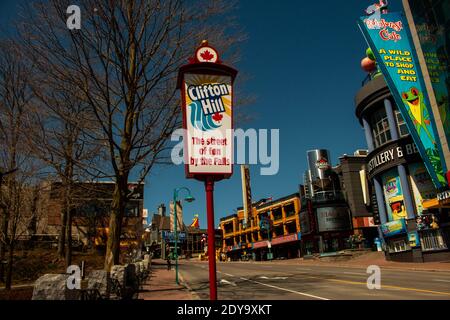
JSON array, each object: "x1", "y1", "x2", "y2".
[{"x1": 0, "y1": 1, "x2": 405, "y2": 228}]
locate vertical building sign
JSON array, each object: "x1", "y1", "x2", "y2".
[
  {"x1": 241, "y1": 165, "x2": 252, "y2": 228},
  {"x1": 359, "y1": 11, "x2": 448, "y2": 189},
  {"x1": 406, "y1": 0, "x2": 450, "y2": 151}
]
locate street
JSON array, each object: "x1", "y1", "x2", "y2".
[{"x1": 178, "y1": 260, "x2": 450, "y2": 300}]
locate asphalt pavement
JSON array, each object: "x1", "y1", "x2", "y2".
[{"x1": 178, "y1": 260, "x2": 450, "y2": 300}]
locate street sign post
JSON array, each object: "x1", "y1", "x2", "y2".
[{"x1": 177, "y1": 41, "x2": 238, "y2": 300}]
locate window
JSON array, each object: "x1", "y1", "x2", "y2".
[
  {"x1": 274, "y1": 225, "x2": 284, "y2": 237},
  {"x1": 284, "y1": 203, "x2": 296, "y2": 218},
  {"x1": 224, "y1": 223, "x2": 233, "y2": 234},
  {"x1": 420, "y1": 229, "x2": 448, "y2": 251},
  {"x1": 387, "y1": 238, "x2": 411, "y2": 253},
  {"x1": 371, "y1": 108, "x2": 392, "y2": 148},
  {"x1": 272, "y1": 208, "x2": 283, "y2": 221},
  {"x1": 286, "y1": 222, "x2": 297, "y2": 234},
  {"x1": 395, "y1": 110, "x2": 409, "y2": 137}
]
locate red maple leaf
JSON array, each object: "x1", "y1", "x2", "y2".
[
  {"x1": 212, "y1": 113, "x2": 223, "y2": 122},
  {"x1": 200, "y1": 50, "x2": 214, "y2": 61}
]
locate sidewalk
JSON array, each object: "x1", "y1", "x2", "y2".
[
  {"x1": 138, "y1": 260, "x2": 197, "y2": 300},
  {"x1": 219, "y1": 252, "x2": 450, "y2": 272}
]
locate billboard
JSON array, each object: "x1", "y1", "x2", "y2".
[
  {"x1": 358, "y1": 11, "x2": 448, "y2": 189},
  {"x1": 182, "y1": 73, "x2": 233, "y2": 177},
  {"x1": 381, "y1": 168, "x2": 407, "y2": 221},
  {"x1": 380, "y1": 219, "x2": 407, "y2": 238},
  {"x1": 316, "y1": 207, "x2": 351, "y2": 232}
]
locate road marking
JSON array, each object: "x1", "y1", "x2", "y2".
[
  {"x1": 433, "y1": 279, "x2": 450, "y2": 283},
  {"x1": 259, "y1": 276, "x2": 288, "y2": 280},
  {"x1": 239, "y1": 277, "x2": 330, "y2": 300},
  {"x1": 306, "y1": 277, "x2": 450, "y2": 297},
  {"x1": 217, "y1": 271, "x2": 235, "y2": 277},
  {"x1": 220, "y1": 279, "x2": 237, "y2": 287},
  {"x1": 342, "y1": 272, "x2": 366, "y2": 276}
]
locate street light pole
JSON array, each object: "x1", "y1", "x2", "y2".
[{"x1": 173, "y1": 187, "x2": 195, "y2": 285}]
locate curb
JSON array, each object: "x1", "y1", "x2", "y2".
[{"x1": 178, "y1": 272, "x2": 201, "y2": 300}]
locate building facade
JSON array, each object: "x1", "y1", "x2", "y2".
[
  {"x1": 336, "y1": 151, "x2": 379, "y2": 246},
  {"x1": 220, "y1": 194, "x2": 301, "y2": 261},
  {"x1": 301, "y1": 150, "x2": 354, "y2": 254},
  {"x1": 46, "y1": 181, "x2": 145, "y2": 249},
  {"x1": 355, "y1": 74, "x2": 450, "y2": 262}
]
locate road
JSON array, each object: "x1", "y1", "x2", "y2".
[{"x1": 178, "y1": 260, "x2": 450, "y2": 300}]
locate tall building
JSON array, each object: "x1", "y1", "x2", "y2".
[
  {"x1": 335, "y1": 150, "x2": 379, "y2": 244},
  {"x1": 302, "y1": 149, "x2": 353, "y2": 253}
]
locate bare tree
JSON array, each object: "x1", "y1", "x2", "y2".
[
  {"x1": 19, "y1": 0, "x2": 245, "y2": 270},
  {"x1": 0, "y1": 40, "x2": 44, "y2": 289},
  {"x1": 24, "y1": 66, "x2": 105, "y2": 265}
]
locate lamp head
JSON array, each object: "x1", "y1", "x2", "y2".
[{"x1": 184, "y1": 195, "x2": 195, "y2": 203}]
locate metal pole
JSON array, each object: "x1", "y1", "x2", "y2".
[
  {"x1": 205, "y1": 178, "x2": 217, "y2": 300},
  {"x1": 268, "y1": 226, "x2": 272, "y2": 260},
  {"x1": 173, "y1": 190, "x2": 179, "y2": 285}
]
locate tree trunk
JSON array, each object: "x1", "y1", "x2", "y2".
[
  {"x1": 65, "y1": 208, "x2": 72, "y2": 268},
  {"x1": 104, "y1": 181, "x2": 126, "y2": 271},
  {"x1": 63, "y1": 158, "x2": 74, "y2": 266},
  {"x1": 5, "y1": 241, "x2": 14, "y2": 290},
  {"x1": 57, "y1": 205, "x2": 67, "y2": 258},
  {"x1": 0, "y1": 207, "x2": 9, "y2": 283}
]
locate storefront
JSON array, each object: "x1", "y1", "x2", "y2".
[{"x1": 251, "y1": 233, "x2": 301, "y2": 261}]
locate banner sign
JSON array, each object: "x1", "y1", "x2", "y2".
[
  {"x1": 366, "y1": 136, "x2": 421, "y2": 179},
  {"x1": 162, "y1": 231, "x2": 187, "y2": 242},
  {"x1": 358, "y1": 12, "x2": 447, "y2": 189},
  {"x1": 380, "y1": 219, "x2": 407, "y2": 238},
  {"x1": 408, "y1": 0, "x2": 450, "y2": 151}
]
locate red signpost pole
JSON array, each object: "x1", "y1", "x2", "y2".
[
  {"x1": 177, "y1": 41, "x2": 238, "y2": 301},
  {"x1": 205, "y1": 177, "x2": 218, "y2": 300}
]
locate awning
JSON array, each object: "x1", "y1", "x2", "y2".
[
  {"x1": 423, "y1": 195, "x2": 450, "y2": 210},
  {"x1": 352, "y1": 217, "x2": 377, "y2": 228}
]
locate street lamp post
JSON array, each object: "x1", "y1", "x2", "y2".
[{"x1": 173, "y1": 187, "x2": 195, "y2": 285}]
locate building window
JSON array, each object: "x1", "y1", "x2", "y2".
[
  {"x1": 387, "y1": 238, "x2": 411, "y2": 253},
  {"x1": 395, "y1": 110, "x2": 409, "y2": 137},
  {"x1": 371, "y1": 108, "x2": 392, "y2": 148},
  {"x1": 286, "y1": 222, "x2": 296, "y2": 234},
  {"x1": 273, "y1": 225, "x2": 284, "y2": 237},
  {"x1": 284, "y1": 203, "x2": 296, "y2": 218},
  {"x1": 272, "y1": 208, "x2": 283, "y2": 221},
  {"x1": 420, "y1": 229, "x2": 448, "y2": 251},
  {"x1": 224, "y1": 223, "x2": 233, "y2": 234}
]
